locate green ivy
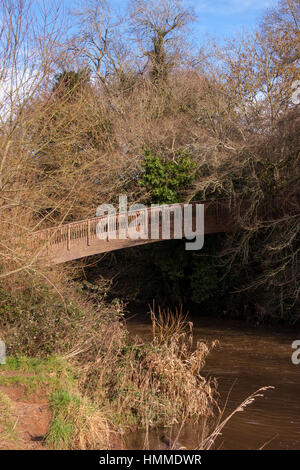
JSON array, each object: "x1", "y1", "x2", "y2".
[{"x1": 140, "y1": 151, "x2": 195, "y2": 204}]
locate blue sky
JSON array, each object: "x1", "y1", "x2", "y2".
[
  {"x1": 59, "y1": 0, "x2": 278, "y2": 44},
  {"x1": 106, "y1": 0, "x2": 277, "y2": 41},
  {"x1": 189, "y1": 0, "x2": 276, "y2": 38}
]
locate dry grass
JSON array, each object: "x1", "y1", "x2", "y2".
[
  {"x1": 46, "y1": 390, "x2": 113, "y2": 450},
  {"x1": 198, "y1": 386, "x2": 275, "y2": 450},
  {"x1": 138, "y1": 385, "x2": 275, "y2": 450},
  {"x1": 0, "y1": 356, "x2": 123, "y2": 450},
  {"x1": 0, "y1": 391, "x2": 20, "y2": 450},
  {"x1": 150, "y1": 303, "x2": 191, "y2": 344},
  {"x1": 80, "y1": 306, "x2": 218, "y2": 429}
]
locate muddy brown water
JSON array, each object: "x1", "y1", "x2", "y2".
[{"x1": 125, "y1": 314, "x2": 300, "y2": 450}]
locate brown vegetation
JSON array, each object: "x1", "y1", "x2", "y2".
[
  {"x1": 0, "y1": 1, "x2": 298, "y2": 311},
  {"x1": 0, "y1": 0, "x2": 299, "y2": 450}
]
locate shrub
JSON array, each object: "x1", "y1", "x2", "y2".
[
  {"x1": 0, "y1": 272, "x2": 122, "y2": 357},
  {"x1": 140, "y1": 151, "x2": 195, "y2": 204}
]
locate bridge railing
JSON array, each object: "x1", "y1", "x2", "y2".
[
  {"x1": 33, "y1": 200, "x2": 232, "y2": 253},
  {"x1": 32, "y1": 195, "x2": 299, "y2": 255}
]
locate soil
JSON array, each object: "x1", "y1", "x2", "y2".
[{"x1": 0, "y1": 381, "x2": 52, "y2": 450}]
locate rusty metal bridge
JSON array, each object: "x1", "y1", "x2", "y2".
[{"x1": 32, "y1": 197, "x2": 298, "y2": 264}]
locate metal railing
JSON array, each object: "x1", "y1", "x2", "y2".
[
  {"x1": 33, "y1": 200, "x2": 232, "y2": 252},
  {"x1": 31, "y1": 195, "x2": 299, "y2": 261}
]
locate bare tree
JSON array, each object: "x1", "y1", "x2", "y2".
[
  {"x1": 0, "y1": 0, "x2": 66, "y2": 277},
  {"x1": 129, "y1": 0, "x2": 195, "y2": 83},
  {"x1": 261, "y1": 0, "x2": 300, "y2": 65},
  {"x1": 70, "y1": 0, "x2": 118, "y2": 87}
]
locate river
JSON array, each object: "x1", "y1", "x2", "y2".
[{"x1": 125, "y1": 313, "x2": 300, "y2": 450}]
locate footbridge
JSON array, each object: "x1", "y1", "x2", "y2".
[{"x1": 32, "y1": 197, "x2": 298, "y2": 265}]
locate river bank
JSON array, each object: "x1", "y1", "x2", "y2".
[{"x1": 125, "y1": 313, "x2": 300, "y2": 450}]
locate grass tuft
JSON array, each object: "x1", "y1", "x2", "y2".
[{"x1": 0, "y1": 392, "x2": 20, "y2": 449}]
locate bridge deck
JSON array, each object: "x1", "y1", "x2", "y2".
[
  {"x1": 33, "y1": 201, "x2": 234, "y2": 264},
  {"x1": 32, "y1": 197, "x2": 298, "y2": 264}
]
